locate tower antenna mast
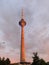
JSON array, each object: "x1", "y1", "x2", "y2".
[{"x1": 21, "y1": 8, "x2": 24, "y2": 19}]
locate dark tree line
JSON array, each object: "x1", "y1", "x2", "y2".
[
  {"x1": 31, "y1": 52, "x2": 49, "y2": 65},
  {"x1": 0, "y1": 57, "x2": 10, "y2": 65}
]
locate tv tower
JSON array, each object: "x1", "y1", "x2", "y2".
[{"x1": 19, "y1": 9, "x2": 26, "y2": 63}]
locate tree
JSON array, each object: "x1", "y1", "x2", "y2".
[
  {"x1": 5, "y1": 58, "x2": 10, "y2": 65},
  {"x1": 31, "y1": 52, "x2": 40, "y2": 65},
  {"x1": 0, "y1": 57, "x2": 10, "y2": 65},
  {"x1": 1, "y1": 57, "x2": 5, "y2": 65},
  {"x1": 46, "y1": 62, "x2": 49, "y2": 65},
  {"x1": 38, "y1": 59, "x2": 46, "y2": 65},
  {"x1": 0, "y1": 57, "x2": 2, "y2": 65},
  {"x1": 31, "y1": 52, "x2": 46, "y2": 65}
]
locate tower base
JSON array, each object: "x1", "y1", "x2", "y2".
[
  {"x1": 20, "y1": 62, "x2": 31, "y2": 65},
  {"x1": 11, "y1": 62, "x2": 31, "y2": 65}
]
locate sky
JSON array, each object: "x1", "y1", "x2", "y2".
[{"x1": 0, "y1": 0, "x2": 49, "y2": 63}]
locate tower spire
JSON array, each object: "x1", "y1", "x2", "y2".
[{"x1": 21, "y1": 8, "x2": 24, "y2": 19}]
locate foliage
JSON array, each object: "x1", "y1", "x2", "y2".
[
  {"x1": 0, "y1": 57, "x2": 10, "y2": 65},
  {"x1": 47, "y1": 62, "x2": 49, "y2": 65},
  {"x1": 31, "y1": 52, "x2": 47, "y2": 65}
]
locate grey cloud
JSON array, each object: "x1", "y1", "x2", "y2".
[
  {"x1": 0, "y1": 0, "x2": 49, "y2": 62},
  {"x1": 0, "y1": 42, "x2": 6, "y2": 49}
]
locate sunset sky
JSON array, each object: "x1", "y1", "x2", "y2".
[{"x1": 0, "y1": 0, "x2": 49, "y2": 63}]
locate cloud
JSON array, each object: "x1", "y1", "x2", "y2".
[
  {"x1": 0, "y1": 43, "x2": 5, "y2": 50},
  {"x1": 0, "y1": 0, "x2": 49, "y2": 63}
]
